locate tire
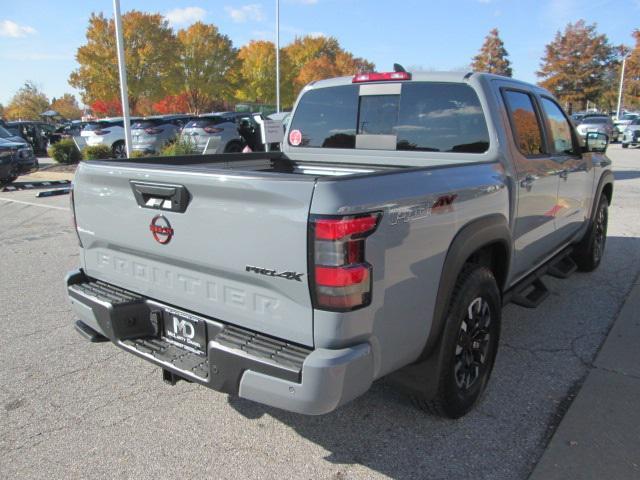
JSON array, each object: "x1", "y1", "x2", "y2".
[
  {"x1": 573, "y1": 196, "x2": 608, "y2": 272},
  {"x1": 224, "y1": 141, "x2": 244, "y2": 153},
  {"x1": 622, "y1": 143, "x2": 629, "y2": 149},
  {"x1": 413, "y1": 265, "x2": 501, "y2": 419},
  {"x1": 112, "y1": 141, "x2": 126, "y2": 158}
]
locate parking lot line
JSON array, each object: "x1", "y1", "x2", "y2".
[{"x1": 0, "y1": 198, "x2": 69, "y2": 211}]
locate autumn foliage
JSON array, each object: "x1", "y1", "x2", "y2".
[
  {"x1": 152, "y1": 93, "x2": 190, "y2": 115},
  {"x1": 90, "y1": 99, "x2": 122, "y2": 117},
  {"x1": 537, "y1": 21, "x2": 615, "y2": 111}
]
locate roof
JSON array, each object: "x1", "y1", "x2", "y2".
[{"x1": 304, "y1": 70, "x2": 549, "y2": 96}]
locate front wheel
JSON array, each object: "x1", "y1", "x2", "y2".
[
  {"x1": 573, "y1": 196, "x2": 608, "y2": 272},
  {"x1": 413, "y1": 265, "x2": 501, "y2": 419},
  {"x1": 112, "y1": 141, "x2": 126, "y2": 158},
  {"x1": 622, "y1": 143, "x2": 629, "y2": 149},
  {"x1": 224, "y1": 141, "x2": 244, "y2": 153}
]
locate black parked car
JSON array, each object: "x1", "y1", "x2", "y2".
[
  {"x1": 0, "y1": 141, "x2": 38, "y2": 186},
  {"x1": 5, "y1": 121, "x2": 56, "y2": 154},
  {"x1": 0, "y1": 125, "x2": 38, "y2": 177}
]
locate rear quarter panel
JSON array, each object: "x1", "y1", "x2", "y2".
[{"x1": 311, "y1": 162, "x2": 509, "y2": 378}]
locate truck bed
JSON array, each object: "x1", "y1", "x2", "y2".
[{"x1": 96, "y1": 151, "x2": 405, "y2": 179}]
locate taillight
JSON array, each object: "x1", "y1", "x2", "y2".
[
  {"x1": 204, "y1": 126, "x2": 223, "y2": 134},
  {"x1": 69, "y1": 184, "x2": 83, "y2": 247},
  {"x1": 352, "y1": 71, "x2": 411, "y2": 83},
  {"x1": 310, "y1": 212, "x2": 380, "y2": 311},
  {"x1": 144, "y1": 127, "x2": 164, "y2": 135}
]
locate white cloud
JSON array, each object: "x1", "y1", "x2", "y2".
[
  {"x1": 0, "y1": 20, "x2": 36, "y2": 38},
  {"x1": 225, "y1": 4, "x2": 265, "y2": 23},
  {"x1": 164, "y1": 7, "x2": 206, "y2": 27}
]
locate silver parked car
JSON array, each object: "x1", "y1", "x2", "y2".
[
  {"x1": 131, "y1": 115, "x2": 193, "y2": 154},
  {"x1": 576, "y1": 115, "x2": 615, "y2": 140},
  {"x1": 180, "y1": 112, "x2": 261, "y2": 154},
  {"x1": 621, "y1": 118, "x2": 640, "y2": 148}
]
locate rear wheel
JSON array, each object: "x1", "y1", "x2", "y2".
[
  {"x1": 573, "y1": 195, "x2": 608, "y2": 272},
  {"x1": 622, "y1": 143, "x2": 629, "y2": 149},
  {"x1": 224, "y1": 141, "x2": 244, "y2": 153},
  {"x1": 413, "y1": 265, "x2": 501, "y2": 419},
  {"x1": 112, "y1": 141, "x2": 126, "y2": 158}
]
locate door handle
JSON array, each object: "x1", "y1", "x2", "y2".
[
  {"x1": 559, "y1": 170, "x2": 569, "y2": 180},
  {"x1": 520, "y1": 174, "x2": 536, "y2": 190}
]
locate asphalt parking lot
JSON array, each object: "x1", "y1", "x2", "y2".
[{"x1": 1, "y1": 145, "x2": 639, "y2": 480}]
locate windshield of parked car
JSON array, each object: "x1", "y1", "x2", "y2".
[
  {"x1": 288, "y1": 82, "x2": 490, "y2": 153},
  {"x1": 581, "y1": 117, "x2": 608, "y2": 124},
  {"x1": 184, "y1": 117, "x2": 227, "y2": 128},
  {"x1": 620, "y1": 114, "x2": 638, "y2": 121},
  {"x1": 0, "y1": 126, "x2": 14, "y2": 138}
]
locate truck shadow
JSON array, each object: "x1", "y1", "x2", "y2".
[{"x1": 226, "y1": 235, "x2": 640, "y2": 479}]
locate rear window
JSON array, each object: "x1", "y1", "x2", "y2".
[
  {"x1": 185, "y1": 117, "x2": 226, "y2": 128},
  {"x1": 581, "y1": 117, "x2": 608, "y2": 124},
  {"x1": 85, "y1": 121, "x2": 123, "y2": 130},
  {"x1": 132, "y1": 119, "x2": 164, "y2": 129},
  {"x1": 288, "y1": 82, "x2": 490, "y2": 153}
]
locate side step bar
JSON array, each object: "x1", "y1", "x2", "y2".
[
  {"x1": 74, "y1": 320, "x2": 109, "y2": 342},
  {"x1": 504, "y1": 248, "x2": 576, "y2": 309}
]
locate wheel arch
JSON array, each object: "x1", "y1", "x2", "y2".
[{"x1": 422, "y1": 213, "x2": 512, "y2": 358}]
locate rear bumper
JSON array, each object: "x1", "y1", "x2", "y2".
[{"x1": 65, "y1": 269, "x2": 373, "y2": 415}]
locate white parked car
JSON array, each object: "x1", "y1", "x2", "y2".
[
  {"x1": 82, "y1": 117, "x2": 140, "y2": 158},
  {"x1": 180, "y1": 112, "x2": 262, "y2": 153}
]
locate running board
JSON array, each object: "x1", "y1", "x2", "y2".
[
  {"x1": 548, "y1": 255, "x2": 577, "y2": 279},
  {"x1": 510, "y1": 278, "x2": 550, "y2": 308},
  {"x1": 504, "y1": 248, "x2": 575, "y2": 309}
]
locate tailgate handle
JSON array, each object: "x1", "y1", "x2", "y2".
[{"x1": 130, "y1": 181, "x2": 191, "y2": 213}]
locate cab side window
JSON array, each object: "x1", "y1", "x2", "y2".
[
  {"x1": 541, "y1": 97, "x2": 575, "y2": 155},
  {"x1": 502, "y1": 90, "x2": 545, "y2": 156}
]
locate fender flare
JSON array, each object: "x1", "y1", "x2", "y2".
[
  {"x1": 591, "y1": 170, "x2": 614, "y2": 220},
  {"x1": 422, "y1": 213, "x2": 512, "y2": 358}
]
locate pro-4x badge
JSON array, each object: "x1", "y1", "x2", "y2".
[{"x1": 246, "y1": 266, "x2": 304, "y2": 282}]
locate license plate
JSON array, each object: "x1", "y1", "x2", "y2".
[{"x1": 162, "y1": 307, "x2": 207, "y2": 352}]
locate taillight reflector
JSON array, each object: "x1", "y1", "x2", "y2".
[
  {"x1": 310, "y1": 212, "x2": 380, "y2": 311},
  {"x1": 352, "y1": 71, "x2": 412, "y2": 83},
  {"x1": 315, "y1": 216, "x2": 379, "y2": 240}
]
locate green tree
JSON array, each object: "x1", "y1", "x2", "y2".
[
  {"x1": 5, "y1": 81, "x2": 50, "y2": 120},
  {"x1": 50, "y1": 93, "x2": 83, "y2": 120},
  {"x1": 471, "y1": 28, "x2": 512, "y2": 77},
  {"x1": 69, "y1": 11, "x2": 180, "y2": 114},
  {"x1": 537, "y1": 20, "x2": 615, "y2": 111},
  {"x1": 0, "y1": 103, "x2": 4, "y2": 120},
  {"x1": 176, "y1": 22, "x2": 239, "y2": 114},
  {"x1": 236, "y1": 40, "x2": 295, "y2": 107}
]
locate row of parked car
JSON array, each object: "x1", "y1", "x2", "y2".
[
  {"x1": 571, "y1": 111, "x2": 640, "y2": 148},
  {"x1": 57, "y1": 111, "x2": 290, "y2": 158}
]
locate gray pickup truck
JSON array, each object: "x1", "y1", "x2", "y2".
[{"x1": 66, "y1": 70, "x2": 613, "y2": 418}]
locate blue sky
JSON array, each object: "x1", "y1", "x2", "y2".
[{"x1": 0, "y1": 0, "x2": 638, "y2": 106}]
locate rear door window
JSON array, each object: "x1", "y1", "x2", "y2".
[
  {"x1": 289, "y1": 82, "x2": 489, "y2": 153},
  {"x1": 502, "y1": 90, "x2": 545, "y2": 156}
]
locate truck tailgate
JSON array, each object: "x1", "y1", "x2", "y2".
[{"x1": 73, "y1": 162, "x2": 316, "y2": 346}]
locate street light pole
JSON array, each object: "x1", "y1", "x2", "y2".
[
  {"x1": 616, "y1": 54, "x2": 628, "y2": 120},
  {"x1": 113, "y1": 0, "x2": 132, "y2": 157},
  {"x1": 275, "y1": 0, "x2": 280, "y2": 113}
]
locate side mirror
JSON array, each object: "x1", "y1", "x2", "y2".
[{"x1": 585, "y1": 131, "x2": 608, "y2": 153}]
